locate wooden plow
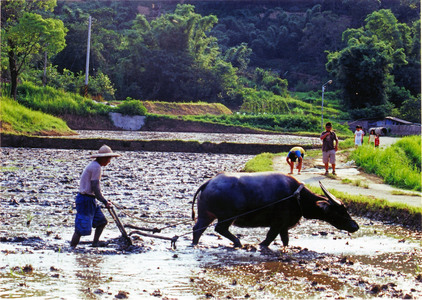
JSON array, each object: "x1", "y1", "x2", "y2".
[
  {"x1": 107, "y1": 206, "x2": 179, "y2": 249},
  {"x1": 107, "y1": 206, "x2": 133, "y2": 246}
]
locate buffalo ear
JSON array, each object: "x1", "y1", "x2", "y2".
[
  {"x1": 316, "y1": 200, "x2": 330, "y2": 212},
  {"x1": 319, "y1": 181, "x2": 344, "y2": 206}
]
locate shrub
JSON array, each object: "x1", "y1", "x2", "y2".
[{"x1": 114, "y1": 100, "x2": 147, "y2": 116}]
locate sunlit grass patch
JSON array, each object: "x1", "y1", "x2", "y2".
[
  {"x1": 341, "y1": 178, "x2": 369, "y2": 189},
  {"x1": 391, "y1": 190, "x2": 421, "y2": 197},
  {"x1": 1, "y1": 96, "x2": 74, "y2": 136},
  {"x1": 351, "y1": 137, "x2": 421, "y2": 191},
  {"x1": 242, "y1": 152, "x2": 275, "y2": 172}
]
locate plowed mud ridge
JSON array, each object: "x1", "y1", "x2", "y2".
[
  {"x1": 73, "y1": 130, "x2": 322, "y2": 145},
  {"x1": 0, "y1": 147, "x2": 421, "y2": 299}
]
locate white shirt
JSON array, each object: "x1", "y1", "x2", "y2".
[
  {"x1": 79, "y1": 160, "x2": 102, "y2": 195},
  {"x1": 354, "y1": 130, "x2": 364, "y2": 144}
]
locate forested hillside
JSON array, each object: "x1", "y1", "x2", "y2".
[{"x1": 1, "y1": 0, "x2": 420, "y2": 123}]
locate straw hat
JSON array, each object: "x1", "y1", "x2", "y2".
[{"x1": 90, "y1": 145, "x2": 121, "y2": 158}]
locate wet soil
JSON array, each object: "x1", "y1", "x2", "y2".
[{"x1": 1, "y1": 147, "x2": 421, "y2": 299}]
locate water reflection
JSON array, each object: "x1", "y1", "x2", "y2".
[{"x1": 74, "y1": 254, "x2": 106, "y2": 298}]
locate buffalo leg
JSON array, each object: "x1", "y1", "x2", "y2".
[
  {"x1": 193, "y1": 217, "x2": 214, "y2": 245},
  {"x1": 215, "y1": 221, "x2": 242, "y2": 248},
  {"x1": 279, "y1": 229, "x2": 289, "y2": 247},
  {"x1": 259, "y1": 226, "x2": 280, "y2": 247}
]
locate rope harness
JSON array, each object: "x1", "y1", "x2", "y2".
[{"x1": 110, "y1": 184, "x2": 305, "y2": 249}]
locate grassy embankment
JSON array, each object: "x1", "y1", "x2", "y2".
[
  {"x1": 124, "y1": 89, "x2": 353, "y2": 137},
  {"x1": 351, "y1": 136, "x2": 421, "y2": 191},
  {"x1": 242, "y1": 137, "x2": 421, "y2": 229},
  {"x1": 0, "y1": 96, "x2": 74, "y2": 136},
  {"x1": 4, "y1": 81, "x2": 353, "y2": 137}
]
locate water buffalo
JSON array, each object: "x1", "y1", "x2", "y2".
[{"x1": 192, "y1": 172, "x2": 359, "y2": 248}]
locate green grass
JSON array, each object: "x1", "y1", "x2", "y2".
[
  {"x1": 391, "y1": 190, "x2": 421, "y2": 197},
  {"x1": 1, "y1": 96, "x2": 75, "y2": 136},
  {"x1": 341, "y1": 178, "x2": 369, "y2": 189},
  {"x1": 338, "y1": 138, "x2": 355, "y2": 149},
  {"x1": 16, "y1": 82, "x2": 111, "y2": 116},
  {"x1": 307, "y1": 185, "x2": 420, "y2": 225},
  {"x1": 242, "y1": 152, "x2": 275, "y2": 172},
  {"x1": 351, "y1": 136, "x2": 421, "y2": 191},
  {"x1": 185, "y1": 113, "x2": 353, "y2": 136}
]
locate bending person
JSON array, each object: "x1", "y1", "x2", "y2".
[{"x1": 286, "y1": 146, "x2": 305, "y2": 175}]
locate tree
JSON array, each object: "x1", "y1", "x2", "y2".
[
  {"x1": 120, "y1": 4, "x2": 238, "y2": 102},
  {"x1": 1, "y1": 0, "x2": 67, "y2": 99},
  {"x1": 399, "y1": 95, "x2": 421, "y2": 123},
  {"x1": 52, "y1": 4, "x2": 124, "y2": 87},
  {"x1": 326, "y1": 9, "x2": 416, "y2": 114},
  {"x1": 326, "y1": 36, "x2": 394, "y2": 109},
  {"x1": 224, "y1": 43, "x2": 252, "y2": 71}
]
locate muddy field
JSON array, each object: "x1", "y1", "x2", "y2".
[{"x1": 1, "y1": 147, "x2": 421, "y2": 299}]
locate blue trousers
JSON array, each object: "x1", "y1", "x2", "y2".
[{"x1": 74, "y1": 193, "x2": 107, "y2": 236}]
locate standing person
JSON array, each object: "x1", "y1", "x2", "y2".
[
  {"x1": 70, "y1": 145, "x2": 121, "y2": 248},
  {"x1": 354, "y1": 125, "x2": 364, "y2": 147},
  {"x1": 286, "y1": 146, "x2": 305, "y2": 175},
  {"x1": 368, "y1": 129, "x2": 376, "y2": 147},
  {"x1": 374, "y1": 134, "x2": 380, "y2": 147},
  {"x1": 320, "y1": 122, "x2": 339, "y2": 176}
]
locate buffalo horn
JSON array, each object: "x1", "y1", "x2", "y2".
[{"x1": 319, "y1": 181, "x2": 344, "y2": 206}]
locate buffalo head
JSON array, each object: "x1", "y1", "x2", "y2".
[{"x1": 311, "y1": 181, "x2": 359, "y2": 233}]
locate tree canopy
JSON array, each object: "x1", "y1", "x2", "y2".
[
  {"x1": 116, "y1": 4, "x2": 238, "y2": 102},
  {"x1": 1, "y1": 0, "x2": 67, "y2": 99},
  {"x1": 326, "y1": 9, "x2": 420, "y2": 119},
  {"x1": 1, "y1": 0, "x2": 420, "y2": 122}
]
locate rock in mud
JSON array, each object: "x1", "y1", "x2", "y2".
[{"x1": 115, "y1": 290, "x2": 129, "y2": 299}]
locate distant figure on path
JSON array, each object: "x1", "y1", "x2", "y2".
[
  {"x1": 320, "y1": 122, "x2": 339, "y2": 176},
  {"x1": 286, "y1": 146, "x2": 305, "y2": 175},
  {"x1": 354, "y1": 125, "x2": 364, "y2": 147},
  {"x1": 368, "y1": 129, "x2": 376, "y2": 147},
  {"x1": 70, "y1": 145, "x2": 121, "y2": 248}
]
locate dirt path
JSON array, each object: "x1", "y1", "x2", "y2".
[{"x1": 273, "y1": 145, "x2": 422, "y2": 209}]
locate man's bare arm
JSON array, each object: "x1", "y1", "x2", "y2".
[{"x1": 91, "y1": 180, "x2": 108, "y2": 205}]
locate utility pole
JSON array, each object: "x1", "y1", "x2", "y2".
[
  {"x1": 321, "y1": 80, "x2": 333, "y2": 131},
  {"x1": 43, "y1": 50, "x2": 47, "y2": 86},
  {"x1": 84, "y1": 15, "x2": 92, "y2": 97}
]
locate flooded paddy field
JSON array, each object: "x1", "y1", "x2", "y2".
[{"x1": 1, "y1": 147, "x2": 421, "y2": 299}]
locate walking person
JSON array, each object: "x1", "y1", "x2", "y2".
[
  {"x1": 286, "y1": 146, "x2": 305, "y2": 175},
  {"x1": 320, "y1": 122, "x2": 339, "y2": 176},
  {"x1": 354, "y1": 125, "x2": 364, "y2": 147},
  {"x1": 70, "y1": 145, "x2": 121, "y2": 248}
]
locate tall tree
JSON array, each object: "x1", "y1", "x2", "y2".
[
  {"x1": 326, "y1": 9, "x2": 416, "y2": 114},
  {"x1": 1, "y1": 0, "x2": 67, "y2": 99},
  {"x1": 120, "y1": 4, "x2": 238, "y2": 102},
  {"x1": 326, "y1": 36, "x2": 394, "y2": 109}
]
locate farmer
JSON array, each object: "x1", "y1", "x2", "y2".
[
  {"x1": 286, "y1": 146, "x2": 305, "y2": 174},
  {"x1": 70, "y1": 145, "x2": 121, "y2": 248},
  {"x1": 320, "y1": 122, "x2": 339, "y2": 176}
]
